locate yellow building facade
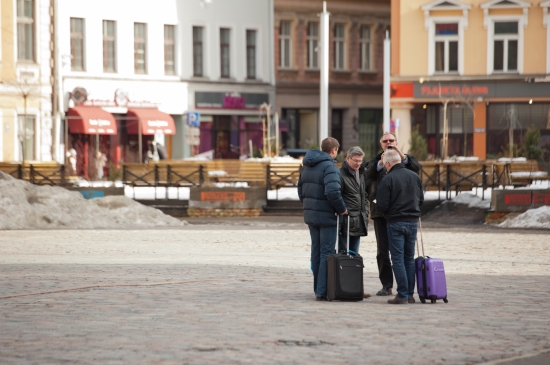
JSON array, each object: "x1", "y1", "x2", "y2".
[
  {"x1": 391, "y1": 0, "x2": 550, "y2": 159},
  {"x1": 1, "y1": 0, "x2": 53, "y2": 162}
]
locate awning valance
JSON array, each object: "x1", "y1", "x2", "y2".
[
  {"x1": 126, "y1": 108, "x2": 176, "y2": 135},
  {"x1": 67, "y1": 106, "x2": 117, "y2": 135}
]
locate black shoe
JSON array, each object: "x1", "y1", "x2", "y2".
[
  {"x1": 408, "y1": 296, "x2": 416, "y2": 304},
  {"x1": 376, "y1": 286, "x2": 393, "y2": 296},
  {"x1": 315, "y1": 295, "x2": 327, "y2": 301}
]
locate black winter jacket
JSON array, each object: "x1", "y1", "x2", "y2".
[
  {"x1": 365, "y1": 152, "x2": 421, "y2": 219},
  {"x1": 376, "y1": 163, "x2": 424, "y2": 222},
  {"x1": 339, "y1": 161, "x2": 368, "y2": 236},
  {"x1": 298, "y1": 149, "x2": 347, "y2": 227}
]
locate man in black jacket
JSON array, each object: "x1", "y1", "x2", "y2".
[
  {"x1": 376, "y1": 149, "x2": 424, "y2": 304},
  {"x1": 339, "y1": 146, "x2": 369, "y2": 255},
  {"x1": 365, "y1": 132, "x2": 421, "y2": 296},
  {"x1": 298, "y1": 137, "x2": 347, "y2": 301}
]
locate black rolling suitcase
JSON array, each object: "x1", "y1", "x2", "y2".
[{"x1": 327, "y1": 215, "x2": 364, "y2": 301}]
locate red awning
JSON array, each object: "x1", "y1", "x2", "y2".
[
  {"x1": 67, "y1": 106, "x2": 117, "y2": 135},
  {"x1": 126, "y1": 108, "x2": 176, "y2": 135}
]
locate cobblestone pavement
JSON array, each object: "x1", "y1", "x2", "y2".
[{"x1": 0, "y1": 224, "x2": 549, "y2": 364}]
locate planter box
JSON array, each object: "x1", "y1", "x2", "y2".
[
  {"x1": 189, "y1": 187, "x2": 267, "y2": 210},
  {"x1": 491, "y1": 189, "x2": 550, "y2": 212}
]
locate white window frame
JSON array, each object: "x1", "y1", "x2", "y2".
[
  {"x1": 433, "y1": 22, "x2": 460, "y2": 74},
  {"x1": 307, "y1": 22, "x2": 319, "y2": 70},
  {"x1": 485, "y1": 16, "x2": 524, "y2": 74},
  {"x1": 422, "y1": 1, "x2": 470, "y2": 76},
  {"x1": 426, "y1": 17, "x2": 466, "y2": 76},
  {"x1": 333, "y1": 23, "x2": 346, "y2": 71},
  {"x1": 481, "y1": 0, "x2": 530, "y2": 75},
  {"x1": 359, "y1": 24, "x2": 373, "y2": 72},
  {"x1": 542, "y1": 1, "x2": 550, "y2": 74},
  {"x1": 279, "y1": 20, "x2": 292, "y2": 69}
]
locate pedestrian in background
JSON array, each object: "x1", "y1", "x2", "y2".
[
  {"x1": 366, "y1": 132, "x2": 421, "y2": 297},
  {"x1": 376, "y1": 149, "x2": 424, "y2": 304},
  {"x1": 298, "y1": 137, "x2": 347, "y2": 301}
]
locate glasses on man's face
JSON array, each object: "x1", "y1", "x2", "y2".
[
  {"x1": 349, "y1": 159, "x2": 363, "y2": 164},
  {"x1": 382, "y1": 139, "x2": 395, "y2": 144}
]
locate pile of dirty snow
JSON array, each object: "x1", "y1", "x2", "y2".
[
  {"x1": 498, "y1": 206, "x2": 550, "y2": 229},
  {"x1": 451, "y1": 192, "x2": 491, "y2": 209},
  {"x1": 0, "y1": 172, "x2": 185, "y2": 230}
]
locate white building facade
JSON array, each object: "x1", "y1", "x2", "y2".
[{"x1": 56, "y1": 0, "x2": 187, "y2": 177}]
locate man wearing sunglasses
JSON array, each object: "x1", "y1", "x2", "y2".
[{"x1": 365, "y1": 132, "x2": 420, "y2": 297}]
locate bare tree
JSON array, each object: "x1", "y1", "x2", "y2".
[{"x1": 438, "y1": 83, "x2": 476, "y2": 160}]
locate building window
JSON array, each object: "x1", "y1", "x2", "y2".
[
  {"x1": 493, "y1": 21, "x2": 518, "y2": 73},
  {"x1": 220, "y1": 28, "x2": 230, "y2": 78},
  {"x1": 358, "y1": 109, "x2": 383, "y2": 159},
  {"x1": 70, "y1": 18, "x2": 85, "y2": 71},
  {"x1": 164, "y1": 25, "x2": 175, "y2": 75},
  {"x1": 246, "y1": 30, "x2": 256, "y2": 79},
  {"x1": 434, "y1": 23, "x2": 458, "y2": 73},
  {"x1": 333, "y1": 24, "x2": 345, "y2": 70},
  {"x1": 17, "y1": 0, "x2": 34, "y2": 61},
  {"x1": 134, "y1": 23, "x2": 147, "y2": 74},
  {"x1": 103, "y1": 20, "x2": 116, "y2": 72},
  {"x1": 193, "y1": 27, "x2": 203, "y2": 77},
  {"x1": 18, "y1": 115, "x2": 35, "y2": 160},
  {"x1": 279, "y1": 21, "x2": 291, "y2": 68},
  {"x1": 360, "y1": 25, "x2": 372, "y2": 71},
  {"x1": 307, "y1": 22, "x2": 319, "y2": 69}
]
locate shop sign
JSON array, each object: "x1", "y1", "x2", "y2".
[
  {"x1": 186, "y1": 112, "x2": 200, "y2": 127},
  {"x1": 417, "y1": 84, "x2": 491, "y2": 98},
  {"x1": 200, "y1": 191, "x2": 246, "y2": 202},
  {"x1": 195, "y1": 92, "x2": 269, "y2": 110},
  {"x1": 185, "y1": 127, "x2": 200, "y2": 146},
  {"x1": 71, "y1": 87, "x2": 159, "y2": 108},
  {"x1": 413, "y1": 81, "x2": 550, "y2": 99}
]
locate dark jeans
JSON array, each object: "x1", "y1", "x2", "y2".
[
  {"x1": 387, "y1": 221, "x2": 418, "y2": 299},
  {"x1": 309, "y1": 225, "x2": 337, "y2": 298},
  {"x1": 373, "y1": 218, "x2": 393, "y2": 289},
  {"x1": 338, "y1": 235, "x2": 360, "y2": 254}
]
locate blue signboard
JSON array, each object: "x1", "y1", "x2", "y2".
[
  {"x1": 79, "y1": 190, "x2": 105, "y2": 199},
  {"x1": 186, "y1": 112, "x2": 200, "y2": 128}
]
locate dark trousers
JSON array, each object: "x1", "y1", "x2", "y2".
[{"x1": 373, "y1": 218, "x2": 394, "y2": 288}]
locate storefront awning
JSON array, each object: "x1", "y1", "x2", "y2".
[
  {"x1": 67, "y1": 106, "x2": 117, "y2": 135},
  {"x1": 126, "y1": 108, "x2": 176, "y2": 135}
]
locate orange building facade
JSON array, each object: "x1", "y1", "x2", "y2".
[{"x1": 391, "y1": 0, "x2": 550, "y2": 159}]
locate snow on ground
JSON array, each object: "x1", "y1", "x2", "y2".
[
  {"x1": 498, "y1": 206, "x2": 550, "y2": 229},
  {"x1": 0, "y1": 172, "x2": 184, "y2": 230},
  {"x1": 450, "y1": 192, "x2": 491, "y2": 209}
]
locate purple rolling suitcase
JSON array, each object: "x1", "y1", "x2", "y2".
[{"x1": 415, "y1": 219, "x2": 448, "y2": 304}]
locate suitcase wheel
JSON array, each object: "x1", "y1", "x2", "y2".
[
  {"x1": 431, "y1": 299, "x2": 436, "y2": 304},
  {"x1": 419, "y1": 297, "x2": 426, "y2": 304},
  {"x1": 443, "y1": 297, "x2": 448, "y2": 303}
]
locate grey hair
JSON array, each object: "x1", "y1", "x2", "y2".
[
  {"x1": 383, "y1": 149, "x2": 401, "y2": 165},
  {"x1": 380, "y1": 132, "x2": 397, "y2": 142},
  {"x1": 346, "y1": 146, "x2": 364, "y2": 159}
]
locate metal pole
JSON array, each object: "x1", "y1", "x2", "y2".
[
  {"x1": 138, "y1": 119, "x2": 142, "y2": 163},
  {"x1": 383, "y1": 30, "x2": 391, "y2": 133},
  {"x1": 319, "y1": 1, "x2": 329, "y2": 144},
  {"x1": 23, "y1": 94, "x2": 28, "y2": 164},
  {"x1": 266, "y1": 104, "x2": 271, "y2": 157},
  {"x1": 274, "y1": 111, "x2": 279, "y2": 157}
]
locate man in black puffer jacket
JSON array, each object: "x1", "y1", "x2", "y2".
[
  {"x1": 339, "y1": 146, "x2": 369, "y2": 255},
  {"x1": 366, "y1": 132, "x2": 421, "y2": 297},
  {"x1": 298, "y1": 137, "x2": 347, "y2": 301},
  {"x1": 376, "y1": 149, "x2": 424, "y2": 304}
]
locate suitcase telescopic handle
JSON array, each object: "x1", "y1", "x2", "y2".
[
  {"x1": 416, "y1": 217, "x2": 425, "y2": 257},
  {"x1": 334, "y1": 214, "x2": 350, "y2": 254}
]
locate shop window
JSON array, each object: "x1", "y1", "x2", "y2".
[
  {"x1": 359, "y1": 25, "x2": 372, "y2": 71},
  {"x1": 134, "y1": 23, "x2": 147, "y2": 74},
  {"x1": 492, "y1": 21, "x2": 518, "y2": 73},
  {"x1": 333, "y1": 23, "x2": 345, "y2": 70},
  {"x1": 331, "y1": 109, "x2": 344, "y2": 145},
  {"x1": 17, "y1": 0, "x2": 34, "y2": 61},
  {"x1": 103, "y1": 20, "x2": 116, "y2": 72},
  {"x1": 220, "y1": 28, "x2": 231, "y2": 78},
  {"x1": 246, "y1": 30, "x2": 256, "y2": 79},
  {"x1": 307, "y1": 22, "x2": 319, "y2": 69},
  {"x1": 279, "y1": 20, "x2": 292, "y2": 68},
  {"x1": 18, "y1": 115, "x2": 35, "y2": 161},
  {"x1": 70, "y1": 18, "x2": 85, "y2": 71},
  {"x1": 193, "y1": 26, "x2": 203, "y2": 77},
  {"x1": 164, "y1": 25, "x2": 175, "y2": 75},
  {"x1": 358, "y1": 109, "x2": 383, "y2": 158},
  {"x1": 434, "y1": 23, "x2": 458, "y2": 73}
]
